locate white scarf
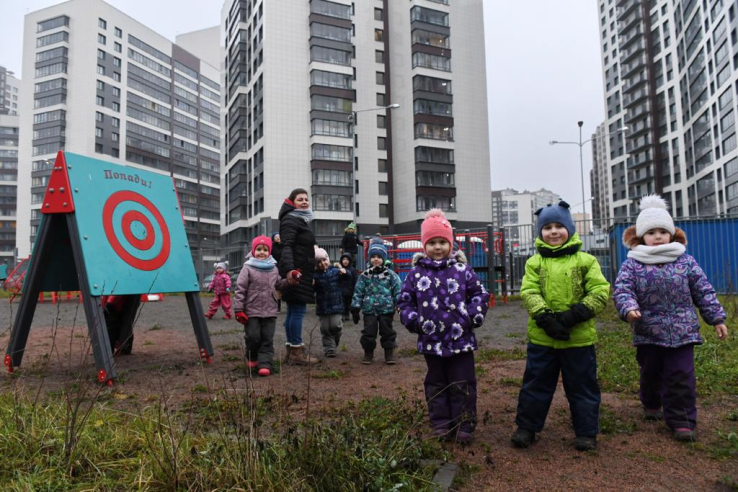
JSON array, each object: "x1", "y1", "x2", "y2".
[{"x1": 627, "y1": 242, "x2": 686, "y2": 264}]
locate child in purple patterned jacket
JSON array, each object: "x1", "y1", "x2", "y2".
[
  {"x1": 398, "y1": 209, "x2": 489, "y2": 444},
  {"x1": 614, "y1": 195, "x2": 729, "y2": 442}
]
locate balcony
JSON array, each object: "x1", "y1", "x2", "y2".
[
  {"x1": 620, "y1": 38, "x2": 645, "y2": 64},
  {"x1": 619, "y1": 24, "x2": 644, "y2": 49},
  {"x1": 622, "y1": 71, "x2": 648, "y2": 93},
  {"x1": 627, "y1": 119, "x2": 651, "y2": 138},
  {"x1": 621, "y1": 54, "x2": 647, "y2": 78},
  {"x1": 627, "y1": 151, "x2": 653, "y2": 169},
  {"x1": 626, "y1": 134, "x2": 652, "y2": 154},
  {"x1": 622, "y1": 85, "x2": 649, "y2": 107},
  {"x1": 619, "y1": 8, "x2": 642, "y2": 32},
  {"x1": 616, "y1": 0, "x2": 639, "y2": 18}
]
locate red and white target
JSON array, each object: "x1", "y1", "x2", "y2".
[{"x1": 102, "y1": 190, "x2": 171, "y2": 271}]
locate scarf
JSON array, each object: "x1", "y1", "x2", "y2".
[
  {"x1": 627, "y1": 242, "x2": 686, "y2": 264},
  {"x1": 538, "y1": 243, "x2": 581, "y2": 258},
  {"x1": 363, "y1": 264, "x2": 389, "y2": 278},
  {"x1": 245, "y1": 257, "x2": 276, "y2": 270},
  {"x1": 288, "y1": 208, "x2": 314, "y2": 224}
]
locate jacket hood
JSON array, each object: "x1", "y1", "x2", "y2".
[
  {"x1": 622, "y1": 225, "x2": 687, "y2": 249},
  {"x1": 339, "y1": 252, "x2": 353, "y2": 263},
  {"x1": 534, "y1": 232, "x2": 582, "y2": 252},
  {"x1": 411, "y1": 249, "x2": 468, "y2": 267},
  {"x1": 278, "y1": 200, "x2": 296, "y2": 221}
]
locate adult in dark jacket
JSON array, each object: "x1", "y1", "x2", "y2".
[
  {"x1": 339, "y1": 252, "x2": 358, "y2": 321},
  {"x1": 278, "y1": 188, "x2": 319, "y2": 365},
  {"x1": 271, "y1": 232, "x2": 283, "y2": 312},
  {"x1": 339, "y1": 222, "x2": 359, "y2": 266}
]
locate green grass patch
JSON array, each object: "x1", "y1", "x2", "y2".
[
  {"x1": 476, "y1": 347, "x2": 526, "y2": 363},
  {"x1": 599, "y1": 404, "x2": 638, "y2": 435},
  {"x1": 313, "y1": 370, "x2": 344, "y2": 380},
  {"x1": 498, "y1": 377, "x2": 523, "y2": 387}
]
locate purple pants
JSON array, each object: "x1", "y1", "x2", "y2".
[
  {"x1": 636, "y1": 344, "x2": 697, "y2": 430},
  {"x1": 423, "y1": 352, "x2": 477, "y2": 433}
]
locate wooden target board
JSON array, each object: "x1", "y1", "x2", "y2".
[{"x1": 5, "y1": 151, "x2": 213, "y2": 384}]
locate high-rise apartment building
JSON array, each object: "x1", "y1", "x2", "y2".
[
  {"x1": 599, "y1": 0, "x2": 738, "y2": 219},
  {"x1": 0, "y1": 112, "x2": 19, "y2": 265},
  {"x1": 16, "y1": 0, "x2": 223, "y2": 275},
  {"x1": 0, "y1": 66, "x2": 21, "y2": 115},
  {"x1": 220, "y1": 0, "x2": 491, "y2": 261},
  {"x1": 590, "y1": 122, "x2": 610, "y2": 222}
]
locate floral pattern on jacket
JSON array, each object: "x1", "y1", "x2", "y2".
[
  {"x1": 351, "y1": 265, "x2": 402, "y2": 315},
  {"x1": 313, "y1": 267, "x2": 346, "y2": 316},
  {"x1": 398, "y1": 251, "x2": 489, "y2": 357},
  {"x1": 613, "y1": 253, "x2": 726, "y2": 348},
  {"x1": 208, "y1": 272, "x2": 231, "y2": 295}
]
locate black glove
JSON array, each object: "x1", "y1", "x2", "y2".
[
  {"x1": 556, "y1": 303, "x2": 593, "y2": 329},
  {"x1": 351, "y1": 308, "x2": 361, "y2": 325},
  {"x1": 534, "y1": 312, "x2": 570, "y2": 341}
]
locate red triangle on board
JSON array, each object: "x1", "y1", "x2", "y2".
[{"x1": 42, "y1": 150, "x2": 76, "y2": 214}]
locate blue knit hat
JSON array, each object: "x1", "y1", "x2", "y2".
[
  {"x1": 534, "y1": 200, "x2": 575, "y2": 238},
  {"x1": 367, "y1": 235, "x2": 388, "y2": 260}
]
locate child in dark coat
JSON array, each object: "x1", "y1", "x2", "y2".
[
  {"x1": 614, "y1": 195, "x2": 728, "y2": 442},
  {"x1": 233, "y1": 236, "x2": 287, "y2": 376},
  {"x1": 313, "y1": 248, "x2": 348, "y2": 358},
  {"x1": 339, "y1": 252, "x2": 358, "y2": 321},
  {"x1": 206, "y1": 261, "x2": 232, "y2": 319},
  {"x1": 398, "y1": 209, "x2": 489, "y2": 444}
]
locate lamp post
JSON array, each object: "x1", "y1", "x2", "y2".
[
  {"x1": 349, "y1": 103, "x2": 400, "y2": 227},
  {"x1": 549, "y1": 122, "x2": 629, "y2": 218}
]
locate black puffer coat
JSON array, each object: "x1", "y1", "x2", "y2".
[{"x1": 278, "y1": 201, "x2": 316, "y2": 304}]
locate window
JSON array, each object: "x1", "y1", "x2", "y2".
[
  {"x1": 379, "y1": 204, "x2": 389, "y2": 217},
  {"x1": 310, "y1": 0, "x2": 351, "y2": 19},
  {"x1": 98, "y1": 49, "x2": 106, "y2": 60},
  {"x1": 376, "y1": 72, "x2": 385, "y2": 85},
  {"x1": 35, "y1": 63, "x2": 67, "y2": 78},
  {"x1": 97, "y1": 65, "x2": 105, "y2": 75},
  {"x1": 312, "y1": 169, "x2": 352, "y2": 186},
  {"x1": 375, "y1": 50, "x2": 385, "y2": 63},
  {"x1": 112, "y1": 117, "x2": 120, "y2": 128},
  {"x1": 95, "y1": 143, "x2": 104, "y2": 153},
  {"x1": 99, "y1": 18, "x2": 107, "y2": 29},
  {"x1": 97, "y1": 80, "x2": 105, "y2": 90},
  {"x1": 310, "y1": 46, "x2": 351, "y2": 66},
  {"x1": 410, "y1": 6, "x2": 449, "y2": 27},
  {"x1": 37, "y1": 15, "x2": 69, "y2": 33},
  {"x1": 311, "y1": 94, "x2": 352, "y2": 113},
  {"x1": 95, "y1": 127, "x2": 103, "y2": 138},
  {"x1": 415, "y1": 146, "x2": 454, "y2": 163},
  {"x1": 98, "y1": 33, "x2": 106, "y2": 45},
  {"x1": 310, "y1": 23, "x2": 351, "y2": 43},
  {"x1": 129, "y1": 35, "x2": 171, "y2": 64},
  {"x1": 377, "y1": 137, "x2": 386, "y2": 150},
  {"x1": 312, "y1": 143, "x2": 352, "y2": 162},
  {"x1": 413, "y1": 75, "x2": 452, "y2": 94},
  {"x1": 34, "y1": 78, "x2": 66, "y2": 94},
  {"x1": 34, "y1": 94, "x2": 65, "y2": 108},
  {"x1": 313, "y1": 194, "x2": 352, "y2": 211},
  {"x1": 112, "y1": 87, "x2": 120, "y2": 97},
  {"x1": 377, "y1": 115, "x2": 386, "y2": 128},
  {"x1": 115, "y1": 27, "x2": 122, "y2": 38},
  {"x1": 374, "y1": 29, "x2": 384, "y2": 42},
  {"x1": 114, "y1": 42, "x2": 122, "y2": 53},
  {"x1": 96, "y1": 96, "x2": 104, "y2": 106},
  {"x1": 113, "y1": 72, "x2": 121, "y2": 82},
  {"x1": 412, "y1": 29, "x2": 450, "y2": 48},
  {"x1": 311, "y1": 119, "x2": 352, "y2": 137},
  {"x1": 412, "y1": 52, "x2": 451, "y2": 71},
  {"x1": 114, "y1": 57, "x2": 121, "y2": 67},
  {"x1": 36, "y1": 46, "x2": 68, "y2": 62},
  {"x1": 36, "y1": 31, "x2": 69, "y2": 47},
  {"x1": 112, "y1": 102, "x2": 120, "y2": 112},
  {"x1": 416, "y1": 171, "x2": 455, "y2": 187},
  {"x1": 379, "y1": 182, "x2": 388, "y2": 195},
  {"x1": 376, "y1": 93, "x2": 386, "y2": 106},
  {"x1": 96, "y1": 111, "x2": 104, "y2": 122},
  {"x1": 378, "y1": 159, "x2": 387, "y2": 172},
  {"x1": 129, "y1": 48, "x2": 171, "y2": 77},
  {"x1": 414, "y1": 99, "x2": 453, "y2": 116},
  {"x1": 417, "y1": 195, "x2": 455, "y2": 212},
  {"x1": 311, "y1": 70, "x2": 352, "y2": 89},
  {"x1": 415, "y1": 122, "x2": 453, "y2": 141}
]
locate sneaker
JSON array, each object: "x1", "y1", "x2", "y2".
[
  {"x1": 643, "y1": 408, "x2": 663, "y2": 421},
  {"x1": 573, "y1": 436, "x2": 597, "y2": 451},
  {"x1": 361, "y1": 351, "x2": 374, "y2": 365},
  {"x1": 247, "y1": 361, "x2": 258, "y2": 369},
  {"x1": 258, "y1": 368, "x2": 271, "y2": 377},
  {"x1": 455, "y1": 430, "x2": 474, "y2": 445},
  {"x1": 511, "y1": 427, "x2": 535, "y2": 448},
  {"x1": 673, "y1": 428, "x2": 696, "y2": 442}
]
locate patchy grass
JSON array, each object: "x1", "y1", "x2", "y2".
[
  {"x1": 313, "y1": 370, "x2": 345, "y2": 380},
  {"x1": 148, "y1": 323, "x2": 163, "y2": 331},
  {"x1": 599, "y1": 404, "x2": 639, "y2": 435},
  {"x1": 476, "y1": 347, "x2": 526, "y2": 363},
  {"x1": 498, "y1": 377, "x2": 523, "y2": 387}
]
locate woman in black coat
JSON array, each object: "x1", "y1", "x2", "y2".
[{"x1": 278, "y1": 188, "x2": 318, "y2": 365}]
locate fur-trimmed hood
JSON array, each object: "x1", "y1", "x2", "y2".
[
  {"x1": 622, "y1": 226, "x2": 687, "y2": 249},
  {"x1": 411, "y1": 249, "x2": 468, "y2": 267}
]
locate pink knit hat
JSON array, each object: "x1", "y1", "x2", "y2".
[
  {"x1": 314, "y1": 247, "x2": 329, "y2": 263},
  {"x1": 251, "y1": 236, "x2": 272, "y2": 257},
  {"x1": 421, "y1": 209, "x2": 453, "y2": 247}
]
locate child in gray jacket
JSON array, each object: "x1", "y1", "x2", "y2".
[{"x1": 234, "y1": 236, "x2": 288, "y2": 377}]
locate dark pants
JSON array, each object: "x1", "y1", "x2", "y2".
[
  {"x1": 244, "y1": 317, "x2": 276, "y2": 370},
  {"x1": 636, "y1": 344, "x2": 697, "y2": 430},
  {"x1": 515, "y1": 343, "x2": 601, "y2": 437},
  {"x1": 342, "y1": 293, "x2": 353, "y2": 319},
  {"x1": 360, "y1": 313, "x2": 396, "y2": 351},
  {"x1": 424, "y1": 352, "x2": 477, "y2": 433},
  {"x1": 320, "y1": 314, "x2": 342, "y2": 356}
]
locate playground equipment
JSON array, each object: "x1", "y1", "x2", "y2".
[{"x1": 5, "y1": 151, "x2": 213, "y2": 385}]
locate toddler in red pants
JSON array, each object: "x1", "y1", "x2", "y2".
[{"x1": 206, "y1": 261, "x2": 232, "y2": 319}]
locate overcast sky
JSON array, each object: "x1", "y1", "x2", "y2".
[{"x1": 1, "y1": 1, "x2": 604, "y2": 211}]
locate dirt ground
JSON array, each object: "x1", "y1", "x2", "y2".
[{"x1": 1, "y1": 295, "x2": 736, "y2": 491}]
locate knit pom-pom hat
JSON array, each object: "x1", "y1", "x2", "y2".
[
  {"x1": 251, "y1": 236, "x2": 272, "y2": 257},
  {"x1": 314, "y1": 247, "x2": 329, "y2": 263},
  {"x1": 421, "y1": 209, "x2": 454, "y2": 247},
  {"x1": 635, "y1": 194, "x2": 675, "y2": 237},
  {"x1": 367, "y1": 235, "x2": 388, "y2": 260},
  {"x1": 214, "y1": 261, "x2": 228, "y2": 271}
]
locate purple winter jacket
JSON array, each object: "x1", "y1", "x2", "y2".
[
  {"x1": 233, "y1": 260, "x2": 288, "y2": 318},
  {"x1": 398, "y1": 251, "x2": 489, "y2": 357},
  {"x1": 614, "y1": 253, "x2": 726, "y2": 348}
]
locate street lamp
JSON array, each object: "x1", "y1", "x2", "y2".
[
  {"x1": 549, "y1": 122, "x2": 629, "y2": 218},
  {"x1": 349, "y1": 103, "x2": 400, "y2": 226}
]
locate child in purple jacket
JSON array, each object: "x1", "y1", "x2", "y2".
[
  {"x1": 233, "y1": 236, "x2": 288, "y2": 376},
  {"x1": 614, "y1": 195, "x2": 729, "y2": 442},
  {"x1": 398, "y1": 209, "x2": 489, "y2": 444}
]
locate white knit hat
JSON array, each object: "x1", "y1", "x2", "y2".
[{"x1": 635, "y1": 194, "x2": 675, "y2": 237}]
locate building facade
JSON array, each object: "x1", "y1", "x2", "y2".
[
  {"x1": 590, "y1": 122, "x2": 610, "y2": 222},
  {"x1": 16, "y1": 0, "x2": 222, "y2": 276},
  {"x1": 490, "y1": 187, "x2": 560, "y2": 253},
  {"x1": 0, "y1": 66, "x2": 21, "y2": 116},
  {"x1": 0, "y1": 113, "x2": 18, "y2": 266},
  {"x1": 220, "y1": 0, "x2": 491, "y2": 262},
  {"x1": 599, "y1": 0, "x2": 738, "y2": 219}
]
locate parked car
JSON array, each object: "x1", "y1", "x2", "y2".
[{"x1": 201, "y1": 274, "x2": 214, "y2": 291}]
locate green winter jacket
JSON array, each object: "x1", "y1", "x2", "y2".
[
  {"x1": 520, "y1": 234, "x2": 610, "y2": 349},
  {"x1": 351, "y1": 266, "x2": 402, "y2": 316}
]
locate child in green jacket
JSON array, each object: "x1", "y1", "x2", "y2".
[{"x1": 511, "y1": 201, "x2": 610, "y2": 452}]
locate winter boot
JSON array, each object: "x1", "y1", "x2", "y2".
[
  {"x1": 258, "y1": 368, "x2": 271, "y2": 377},
  {"x1": 673, "y1": 428, "x2": 696, "y2": 442},
  {"x1": 384, "y1": 348, "x2": 396, "y2": 365},
  {"x1": 511, "y1": 427, "x2": 535, "y2": 448},
  {"x1": 287, "y1": 345, "x2": 319, "y2": 366},
  {"x1": 361, "y1": 350, "x2": 374, "y2": 365},
  {"x1": 573, "y1": 436, "x2": 597, "y2": 451}
]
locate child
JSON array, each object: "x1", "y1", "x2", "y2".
[
  {"x1": 233, "y1": 236, "x2": 287, "y2": 376},
  {"x1": 206, "y1": 261, "x2": 232, "y2": 319},
  {"x1": 512, "y1": 201, "x2": 610, "y2": 451},
  {"x1": 339, "y1": 253, "x2": 358, "y2": 321},
  {"x1": 351, "y1": 237, "x2": 402, "y2": 365},
  {"x1": 313, "y1": 248, "x2": 347, "y2": 358},
  {"x1": 614, "y1": 195, "x2": 728, "y2": 442},
  {"x1": 398, "y1": 209, "x2": 489, "y2": 444}
]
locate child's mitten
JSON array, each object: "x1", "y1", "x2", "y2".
[
  {"x1": 235, "y1": 312, "x2": 249, "y2": 325},
  {"x1": 351, "y1": 307, "x2": 361, "y2": 325},
  {"x1": 534, "y1": 312, "x2": 570, "y2": 341},
  {"x1": 557, "y1": 303, "x2": 593, "y2": 329}
]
